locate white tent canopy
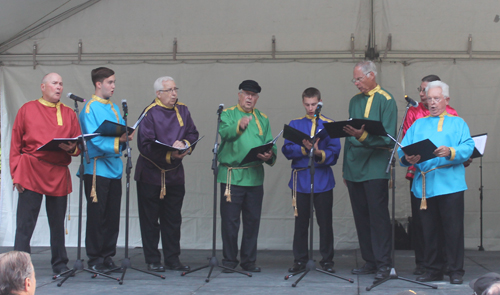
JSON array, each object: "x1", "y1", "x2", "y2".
[{"x1": 1, "y1": 0, "x2": 499, "y2": 252}]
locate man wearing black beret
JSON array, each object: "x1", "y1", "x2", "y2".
[{"x1": 217, "y1": 80, "x2": 277, "y2": 272}]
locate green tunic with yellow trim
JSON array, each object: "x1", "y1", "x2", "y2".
[
  {"x1": 343, "y1": 85, "x2": 398, "y2": 182},
  {"x1": 217, "y1": 104, "x2": 277, "y2": 187}
]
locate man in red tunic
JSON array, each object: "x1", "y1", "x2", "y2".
[{"x1": 10, "y1": 73, "x2": 81, "y2": 275}]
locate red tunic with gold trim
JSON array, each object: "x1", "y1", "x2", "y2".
[{"x1": 10, "y1": 98, "x2": 81, "y2": 196}]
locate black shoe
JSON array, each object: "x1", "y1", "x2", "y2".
[
  {"x1": 320, "y1": 262, "x2": 335, "y2": 273},
  {"x1": 449, "y1": 273, "x2": 463, "y2": 284},
  {"x1": 104, "y1": 259, "x2": 123, "y2": 273},
  {"x1": 288, "y1": 262, "x2": 306, "y2": 273},
  {"x1": 147, "y1": 262, "x2": 165, "y2": 272},
  {"x1": 416, "y1": 272, "x2": 443, "y2": 282},
  {"x1": 373, "y1": 266, "x2": 390, "y2": 282},
  {"x1": 89, "y1": 263, "x2": 110, "y2": 273},
  {"x1": 241, "y1": 263, "x2": 261, "y2": 272},
  {"x1": 413, "y1": 265, "x2": 426, "y2": 275},
  {"x1": 351, "y1": 263, "x2": 377, "y2": 275},
  {"x1": 166, "y1": 262, "x2": 190, "y2": 271}
]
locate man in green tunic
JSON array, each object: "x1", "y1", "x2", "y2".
[
  {"x1": 217, "y1": 80, "x2": 277, "y2": 272},
  {"x1": 343, "y1": 61, "x2": 398, "y2": 282}
]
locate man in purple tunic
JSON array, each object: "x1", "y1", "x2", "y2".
[{"x1": 134, "y1": 76, "x2": 199, "y2": 272}]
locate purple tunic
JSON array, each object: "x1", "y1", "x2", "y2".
[{"x1": 134, "y1": 98, "x2": 199, "y2": 186}]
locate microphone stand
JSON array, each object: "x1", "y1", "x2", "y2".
[
  {"x1": 115, "y1": 103, "x2": 166, "y2": 284},
  {"x1": 478, "y1": 156, "x2": 485, "y2": 251},
  {"x1": 181, "y1": 106, "x2": 251, "y2": 282},
  {"x1": 366, "y1": 101, "x2": 437, "y2": 291},
  {"x1": 56, "y1": 100, "x2": 120, "y2": 286},
  {"x1": 285, "y1": 108, "x2": 354, "y2": 287}
]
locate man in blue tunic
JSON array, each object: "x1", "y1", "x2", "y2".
[
  {"x1": 282, "y1": 87, "x2": 341, "y2": 273},
  {"x1": 80, "y1": 67, "x2": 133, "y2": 272},
  {"x1": 398, "y1": 81, "x2": 474, "y2": 285}
]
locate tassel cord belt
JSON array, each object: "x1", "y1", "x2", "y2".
[
  {"x1": 419, "y1": 164, "x2": 452, "y2": 210},
  {"x1": 140, "y1": 153, "x2": 181, "y2": 199},
  {"x1": 292, "y1": 168, "x2": 307, "y2": 217},
  {"x1": 223, "y1": 163, "x2": 260, "y2": 202}
]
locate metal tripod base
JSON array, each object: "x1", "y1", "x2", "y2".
[
  {"x1": 284, "y1": 260, "x2": 354, "y2": 287},
  {"x1": 116, "y1": 257, "x2": 166, "y2": 285},
  {"x1": 55, "y1": 259, "x2": 120, "y2": 286},
  {"x1": 181, "y1": 256, "x2": 252, "y2": 282},
  {"x1": 366, "y1": 267, "x2": 438, "y2": 291}
]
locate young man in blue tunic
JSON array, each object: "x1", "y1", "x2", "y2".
[
  {"x1": 80, "y1": 67, "x2": 133, "y2": 272},
  {"x1": 282, "y1": 87, "x2": 341, "y2": 273}
]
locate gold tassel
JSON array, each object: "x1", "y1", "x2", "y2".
[
  {"x1": 420, "y1": 197, "x2": 427, "y2": 210},
  {"x1": 225, "y1": 167, "x2": 232, "y2": 202},
  {"x1": 68, "y1": 214, "x2": 71, "y2": 220},
  {"x1": 224, "y1": 185, "x2": 232, "y2": 202},
  {"x1": 66, "y1": 228, "x2": 68, "y2": 235},
  {"x1": 91, "y1": 157, "x2": 98, "y2": 203},
  {"x1": 160, "y1": 171, "x2": 166, "y2": 199}
]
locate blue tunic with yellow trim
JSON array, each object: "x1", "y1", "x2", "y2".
[
  {"x1": 397, "y1": 111, "x2": 474, "y2": 199},
  {"x1": 134, "y1": 98, "x2": 199, "y2": 186},
  {"x1": 79, "y1": 95, "x2": 125, "y2": 179},
  {"x1": 282, "y1": 115, "x2": 341, "y2": 193},
  {"x1": 343, "y1": 85, "x2": 398, "y2": 182}
]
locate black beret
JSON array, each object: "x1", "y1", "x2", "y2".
[{"x1": 239, "y1": 80, "x2": 261, "y2": 94}]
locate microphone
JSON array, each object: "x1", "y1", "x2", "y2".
[
  {"x1": 217, "y1": 103, "x2": 224, "y2": 114},
  {"x1": 66, "y1": 93, "x2": 85, "y2": 102},
  {"x1": 315, "y1": 101, "x2": 323, "y2": 117},
  {"x1": 405, "y1": 95, "x2": 418, "y2": 107},
  {"x1": 122, "y1": 99, "x2": 128, "y2": 116}
]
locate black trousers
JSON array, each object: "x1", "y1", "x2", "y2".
[
  {"x1": 220, "y1": 184, "x2": 263, "y2": 268},
  {"x1": 83, "y1": 175, "x2": 122, "y2": 266},
  {"x1": 293, "y1": 190, "x2": 334, "y2": 264},
  {"x1": 410, "y1": 180, "x2": 447, "y2": 268},
  {"x1": 14, "y1": 189, "x2": 68, "y2": 272},
  {"x1": 419, "y1": 191, "x2": 465, "y2": 276},
  {"x1": 137, "y1": 181, "x2": 185, "y2": 265},
  {"x1": 346, "y1": 179, "x2": 392, "y2": 269}
]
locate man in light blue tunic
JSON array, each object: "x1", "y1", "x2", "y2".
[
  {"x1": 397, "y1": 81, "x2": 474, "y2": 285},
  {"x1": 80, "y1": 67, "x2": 133, "y2": 272}
]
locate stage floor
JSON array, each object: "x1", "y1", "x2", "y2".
[{"x1": 0, "y1": 247, "x2": 494, "y2": 295}]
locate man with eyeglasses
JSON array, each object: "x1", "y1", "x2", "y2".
[
  {"x1": 398, "y1": 81, "x2": 474, "y2": 284},
  {"x1": 343, "y1": 60, "x2": 397, "y2": 283},
  {"x1": 217, "y1": 80, "x2": 277, "y2": 272},
  {"x1": 134, "y1": 76, "x2": 199, "y2": 272},
  {"x1": 402, "y1": 75, "x2": 458, "y2": 277}
]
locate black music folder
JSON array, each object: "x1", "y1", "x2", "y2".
[
  {"x1": 153, "y1": 136, "x2": 205, "y2": 154},
  {"x1": 37, "y1": 133, "x2": 99, "y2": 151},
  {"x1": 240, "y1": 130, "x2": 283, "y2": 165},
  {"x1": 471, "y1": 133, "x2": 487, "y2": 158},
  {"x1": 93, "y1": 120, "x2": 135, "y2": 136},
  {"x1": 282, "y1": 124, "x2": 328, "y2": 147},
  {"x1": 401, "y1": 139, "x2": 437, "y2": 164},
  {"x1": 323, "y1": 118, "x2": 387, "y2": 138}
]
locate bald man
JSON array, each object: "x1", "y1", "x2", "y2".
[{"x1": 10, "y1": 73, "x2": 81, "y2": 275}]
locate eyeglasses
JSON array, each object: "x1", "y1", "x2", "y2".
[
  {"x1": 417, "y1": 87, "x2": 425, "y2": 93},
  {"x1": 351, "y1": 75, "x2": 366, "y2": 84},
  {"x1": 427, "y1": 96, "x2": 444, "y2": 103},
  {"x1": 239, "y1": 91, "x2": 259, "y2": 98},
  {"x1": 159, "y1": 87, "x2": 179, "y2": 93}
]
